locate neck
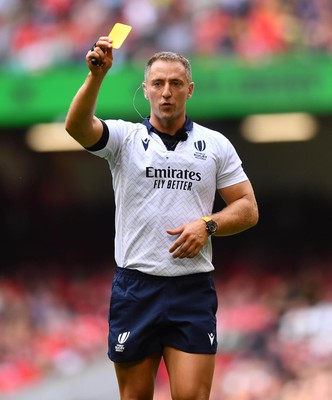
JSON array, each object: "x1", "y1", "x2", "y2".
[{"x1": 149, "y1": 115, "x2": 186, "y2": 136}]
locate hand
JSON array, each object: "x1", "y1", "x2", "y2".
[
  {"x1": 86, "y1": 36, "x2": 113, "y2": 72},
  {"x1": 167, "y1": 219, "x2": 208, "y2": 259}
]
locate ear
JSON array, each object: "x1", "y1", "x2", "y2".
[
  {"x1": 187, "y1": 82, "x2": 194, "y2": 99},
  {"x1": 142, "y1": 82, "x2": 149, "y2": 100}
]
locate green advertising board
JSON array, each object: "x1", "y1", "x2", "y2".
[{"x1": 1, "y1": 54, "x2": 332, "y2": 127}]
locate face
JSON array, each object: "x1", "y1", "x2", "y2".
[{"x1": 143, "y1": 60, "x2": 194, "y2": 127}]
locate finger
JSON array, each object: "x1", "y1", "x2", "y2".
[
  {"x1": 169, "y1": 239, "x2": 183, "y2": 254},
  {"x1": 186, "y1": 245, "x2": 201, "y2": 258},
  {"x1": 88, "y1": 50, "x2": 102, "y2": 66},
  {"x1": 175, "y1": 239, "x2": 203, "y2": 258},
  {"x1": 166, "y1": 227, "x2": 183, "y2": 236},
  {"x1": 171, "y1": 240, "x2": 193, "y2": 258},
  {"x1": 95, "y1": 37, "x2": 112, "y2": 48},
  {"x1": 89, "y1": 39, "x2": 113, "y2": 66}
]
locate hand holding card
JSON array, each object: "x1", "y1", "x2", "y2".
[{"x1": 91, "y1": 23, "x2": 132, "y2": 66}]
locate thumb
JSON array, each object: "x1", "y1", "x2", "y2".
[{"x1": 166, "y1": 226, "x2": 183, "y2": 235}]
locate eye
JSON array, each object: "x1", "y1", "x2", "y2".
[{"x1": 172, "y1": 81, "x2": 182, "y2": 87}]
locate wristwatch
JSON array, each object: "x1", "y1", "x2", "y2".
[{"x1": 201, "y1": 217, "x2": 218, "y2": 236}]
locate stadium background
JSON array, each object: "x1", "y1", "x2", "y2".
[{"x1": 1, "y1": 0, "x2": 332, "y2": 399}]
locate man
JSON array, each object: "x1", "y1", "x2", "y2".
[{"x1": 65, "y1": 36, "x2": 258, "y2": 400}]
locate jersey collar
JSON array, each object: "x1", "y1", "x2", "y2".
[{"x1": 141, "y1": 116, "x2": 193, "y2": 136}]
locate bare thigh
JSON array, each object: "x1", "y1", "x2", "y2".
[
  {"x1": 114, "y1": 353, "x2": 162, "y2": 400},
  {"x1": 163, "y1": 347, "x2": 215, "y2": 400}
]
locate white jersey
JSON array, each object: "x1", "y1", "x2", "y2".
[{"x1": 87, "y1": 119, "x2": 248, "y2": 276}]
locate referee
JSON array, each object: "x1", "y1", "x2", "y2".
[{"x1": 65, "y1": 36, "x2": 258, "y2": 400}]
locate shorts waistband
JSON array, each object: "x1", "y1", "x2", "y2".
[{"x1": 115, "y1": 266, "x2": 211, "y2": 282}]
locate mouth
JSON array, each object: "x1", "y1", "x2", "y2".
[{"x1": 160, "y1": 102, "x2": 172, "y2": 108}]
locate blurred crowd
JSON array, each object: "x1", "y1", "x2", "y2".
[
  {"x1": 0, "y1": 263, "x2": 112, "y2": 393},
  {"x1": 1, "y1": 0, "x2": 332, "y2": 71},
  {"x1": 1, "y1": 254, "x2": 332, "y2": 398}
]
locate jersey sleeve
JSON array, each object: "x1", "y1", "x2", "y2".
[
  {"x1": 216, "y1": 138, "x2": 248, "y2": 189},
  {"x1": 85, "y1": 119, "x2": 135, "y2": 166}
]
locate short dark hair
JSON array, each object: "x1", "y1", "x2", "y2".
[{"x1": 144, "y1": 51, "x2": 192, "y2": 82}]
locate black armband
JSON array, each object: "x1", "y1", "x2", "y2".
[{"x1": 85, "y1": 120, "x2": 109, "y2": 151}]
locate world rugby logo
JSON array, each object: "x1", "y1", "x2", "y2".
[
  {"x1": 118, "y1": 332, "x2": 130, "y2": 344},
  {"x1": 194, "y1": 140, "x2": 206, "y2": 152},
  {"x1": 115, "y1": 331, "x2": 131, "y2": 353},
  {"x1": 194, "y1": 140, "x2": 207, "y2": 160}
]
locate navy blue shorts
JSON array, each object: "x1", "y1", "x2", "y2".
[{"x1": 108, "y1": 267, "x2": 218, "y2": 363}]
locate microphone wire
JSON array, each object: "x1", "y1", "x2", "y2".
[{"x1": 132, "y1": 85, "x2": 145, "y2": 120}]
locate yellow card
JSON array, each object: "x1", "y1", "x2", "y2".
[{"x1": 108, "y1": 23, "x2": 132, "y2": 49}]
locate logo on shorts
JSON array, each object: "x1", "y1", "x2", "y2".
[
  {"x1": 208, "y1": 333, "x2": 215, "y2": 346},
  {"x1": 115, "y1": 331, "x2": 130, "y2": 353}
]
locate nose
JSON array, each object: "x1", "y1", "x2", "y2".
[{"x1": 162, "y1": 83, "x2": 171, "y2": 98}]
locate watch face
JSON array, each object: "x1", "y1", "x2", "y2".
[{"x1": 206, "y1": 220, "x2": 217, "y2": 235}]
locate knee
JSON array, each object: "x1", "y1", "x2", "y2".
[{"x1": 118, "y1": 377, "x2": 155, "y2": 400}]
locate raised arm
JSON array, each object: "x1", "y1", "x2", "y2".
[{"x1": 65, "y1": 36, "x2": 113, "y2": 148}]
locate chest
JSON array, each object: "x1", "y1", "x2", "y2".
[{"x1": 118, "y1": 134, "x2": 218, "y2": 195}]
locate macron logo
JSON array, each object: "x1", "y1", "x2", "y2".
[
  {"x1": 142, "y1": 138, "x2": 150, "y2": 151},
  {"x1": 208, "y1": 333, "x2": 215, "y2": 346}
]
